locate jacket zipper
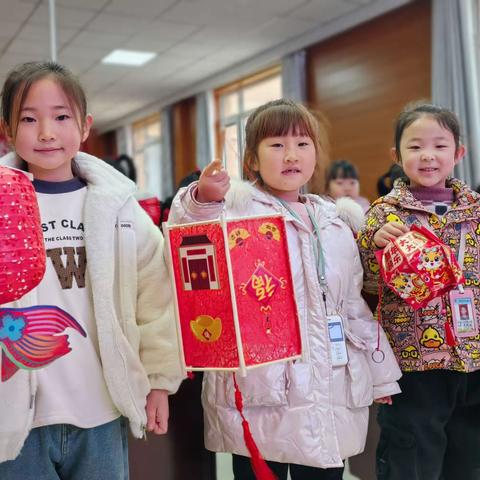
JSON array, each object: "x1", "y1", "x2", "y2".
[
  {"x1": 114, "y1": 217, "x2": 146, "y2": 435},
  {"x1": 111, "y1": 299, "x2": 146, "y2": 434}
]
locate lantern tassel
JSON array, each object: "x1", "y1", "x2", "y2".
[
  {"x1": 445, "y1": 321, "x2": 457, "y2": 346},
  {"x1": 233, "y1": 373, "x2": 277, "y2": 480}
]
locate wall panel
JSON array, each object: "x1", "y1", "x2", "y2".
[
  {"x1": 82, "y1": 129, "x2": 117, "y2": 160},
  {"x1": 307, "y1": 0, "x2": 431, "y2": 200},
  {"x1": 173, "y1": 96, "x2": 197, "y2": 188}
]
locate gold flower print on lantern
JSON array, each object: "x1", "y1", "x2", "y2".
[
  {"x1": 258, "y1": 222, "x2": 281, "y2": 241},
  {"x1": 228, "y1": 228, "x2": 250, "y2": 249}
]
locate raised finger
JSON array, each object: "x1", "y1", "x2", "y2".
[{"x1": 203, "y1": 159, "x2": 223, "y2": 177}]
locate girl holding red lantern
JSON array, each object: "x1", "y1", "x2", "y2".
[
  {"x1": 358, "y1": 103, "x2": 480, "y2": 480},
  {"x1": 0, "y1": 61, "x2": 183, "y2": 478},
  {"x1": 169, "y1": 99, "x2": 401, "y2": 479}
]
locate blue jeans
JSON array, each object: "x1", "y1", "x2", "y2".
[{"x1": 0, "y1": 417, "x2": 129, "y2": 480}]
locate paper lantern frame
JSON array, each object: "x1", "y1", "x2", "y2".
[{"x1": 164, "y1": 213, "x2": 302, "y2": 377}]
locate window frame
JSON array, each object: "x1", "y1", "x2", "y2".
[
  {"x1": 132, "y1": 112, "x2": 162, "y2": 196},
  {"x1": 214, "y1": 65, "x2": 282, "y2": 178}
]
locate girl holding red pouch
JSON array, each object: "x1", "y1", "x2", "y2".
[{"x1": 358, "y1": 103, "x2": 480, "y2": 480}]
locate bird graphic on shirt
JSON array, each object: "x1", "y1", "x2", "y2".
[{"x1": 0, "y1": 306, "x2": 86, "y2": 382}]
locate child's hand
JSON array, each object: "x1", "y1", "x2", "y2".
[
  {"x1": 373, "y1": 222, "x2": 409, "y2": 248},
  {"x1": 196, "y1": 159, "x2": 230, "y2": 203},
  {"x1": 374, "y1": 395, "x2": 392, "y2": 405},
  {"x1": 146, "y1": 389, "x2": 169, "y2": 435}
]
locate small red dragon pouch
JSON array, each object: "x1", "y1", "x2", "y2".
[{"x1": 375, "y1": 225, "x2": 464, "y2": 310}]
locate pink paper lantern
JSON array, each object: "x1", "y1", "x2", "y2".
[{"x1": 0, "y1": 166, "x2": 45, "y2": 304}]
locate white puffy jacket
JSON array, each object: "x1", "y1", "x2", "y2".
[
  {"x1": 169, "y1": 181, "x2": 401, "y2": 468},
  {"x1": 0, "y1": 152, "x2": 183, "y2": 462}
]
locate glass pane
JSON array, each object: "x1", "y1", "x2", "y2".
[
  {"x1": 224, "y1": 124, "x2": 241, "y2": 179},
  {"x1": 221, "y1": 91, "x2": 239, "y2": 118},
  {"x1": 133, "y1": 128, "x2": 145, "y2": 151},
  {"x1": 134, "y1": 152, "x2": 145, "y2": 190},
  {"x1": 146, "y1": 121, "x2": 161, "y2": 141},
  {"x1": 144, "y1": 142, "x2": 162, "y2": 198},
  {"x1": 243, "y1": 75, "x2": 282, "y2": 111},
  {"x1": 240, "y1": 114, "x2": 249, "y2": 162}
]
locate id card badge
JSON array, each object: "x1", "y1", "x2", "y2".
[
  {"x1": 327, "y1": 315, "x2": 348, "y2": 367},
  {"x1": 449, "y1": 288, "x2": 478, "y2": 337}
]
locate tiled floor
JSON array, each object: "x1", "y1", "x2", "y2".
[{"x1": 215, "y1": 453, "x2": 360, "y2": 480}]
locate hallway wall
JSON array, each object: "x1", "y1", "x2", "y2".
[{"x1": 307, "y1": 0, "x2": 431, "y2": 200}]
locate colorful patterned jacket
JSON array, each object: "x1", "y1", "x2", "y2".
[{"x1": 358, "y1": 177, "x2": 480, "y2": 373}]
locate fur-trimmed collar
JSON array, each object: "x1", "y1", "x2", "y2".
[
  {"x1": 225, "y1": 179, "x2": 364, "y2": 231},
  {"x1": 334, "y1": 196, "x2": 365, "y2": 232},
  {"x1": 225, "y1": 179, "x2": 270, "y2": 210}
]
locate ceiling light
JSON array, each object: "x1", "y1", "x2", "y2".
[{"x1": 102, "y1": 49, "x2": 156, "y2": 66}]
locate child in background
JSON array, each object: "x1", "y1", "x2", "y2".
[
  {"x1": 169, "y1": 99, "x2": 401, "y2": 480},
  {"x1": 326, "y1": 159, "x2": 370, "y2": 212},
  {"x1": 0, "y1": 61, "x2": 183, "y2": 478},
  {"x1": 358, "y1": 103, "x2": 480, "y2": 480},
  {"x1": 376, "y1": 163, "x2": 405, "y2": 197}
]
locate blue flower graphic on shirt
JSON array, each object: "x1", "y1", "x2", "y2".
[{"x1": 0, "y1": 314, "x2": 26, "y2": 341}]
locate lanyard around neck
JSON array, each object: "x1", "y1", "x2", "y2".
[{"x1": 277, "y1": 198, "x2": 328, "y2": 298}]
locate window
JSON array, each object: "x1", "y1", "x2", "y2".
[
  {"x1": 132, "y1": 113, "x2": 162, "y2": 198},
  {"x1": 476, "y1": 0, "x2": 480, "y2": 83},
  {"x1": 215, "y1": 66, "x2": 282, "y2": 179}
]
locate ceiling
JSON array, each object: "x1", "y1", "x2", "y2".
[{"x1": 0, "y1": 0, "x2": 406, "y2": 131}]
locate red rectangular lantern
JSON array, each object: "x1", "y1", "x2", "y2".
[{"x1": 164, "y1": 214, "x2": 302, "y2": 375}]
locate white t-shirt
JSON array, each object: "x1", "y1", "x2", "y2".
[{"x1": 32, "y1": 178, "x2": 119, "y2": 428}]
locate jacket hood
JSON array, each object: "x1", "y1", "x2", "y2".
[
  {"x1": 225, "y1": 179, "x2": 362, "y2": 229},
  {"x1": 0, "y1": 151, "x2": 136, "y2": 208}
]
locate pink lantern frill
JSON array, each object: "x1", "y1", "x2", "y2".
[{"x1": 0, "y1": 166, "x2": 46, "y2": 304}]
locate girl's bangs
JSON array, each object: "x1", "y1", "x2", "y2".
[{"x1": 255, "y1": 106, "x2": 315, "y2": 140}]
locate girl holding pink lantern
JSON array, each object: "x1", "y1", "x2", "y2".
[{"x1": 0, "y1": 61, "x2": 183, "y2": 479}]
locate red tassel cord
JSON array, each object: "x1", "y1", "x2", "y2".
[
  {"x1": 232, "y1": 373, "x2": 277, "y2": 480},
  {"x1": 444, "y1": 321, "x2": 457, "y2": 347}
]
